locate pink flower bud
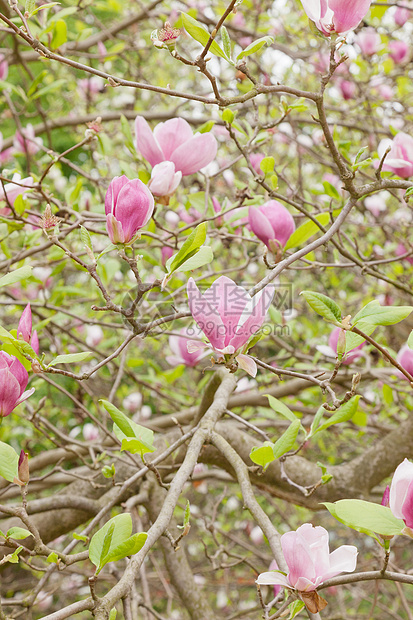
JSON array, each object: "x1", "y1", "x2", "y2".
[
  {"x1": 328, "y1": 327, "x2": 365, "y2": 364},
  {"x1": 0, "y1": 54, "x2": 8, "y2": 81},
  {"x1": 17, "y1": 450, "x2": 29, "y2": 485},
  {"x1": 381, "y1": 485, "x2": 390, "y2": 507},
  {"x1": 85, "y1": 325, "x2": 104, "y2": 348},
  {"x1": 338, "y1": 79, "x2": 356, "y2": 100},
  {"x1": 396, "y1": 243, "x2": 413, "y2": 265},
  {"x1": 356, "y1": 27, "x2": 381, "y2": 56},
  {"x1": 97, "y1": 41, "x2": 107, "y2": 61},
  {"x1": 83, "y1": 423, "x2": 99, "y2": 442},
  {"x1": 248, "y1": 201, "x2": 295, "y2": 250},
  {"x1": 394, "y1": 6, "x2": 410, "y2": 27},
  {"x1": 161, "y1": 246, "x2": 174, "y2": 267},
  {"x1": 397, "y1": 344, "x2": 413, "y2": 376},
  {"x1": 17, "y1": 304, "x2": 39, "y2": 355},
  {"x1": 105, "y1": 175, "x2": 154, "y2": 244},
  {"x1": 250, "y1": 153, "x2": 265, "y2": 175},
  {"x1": 148, "y1": 161, "x2": 182, "y2": 197},
  {"x1": 212, "y1": 196, "x2": 224, "y2": 227},
  {"x1": 389, "y1": 40, "x2": 410, "y2": 64},
  {"x1": 0, "y1": 352, "x2": 34, "y2": 417},
  {"x1": 300, "y1": 0, "x2": 372, "y2": 36}
]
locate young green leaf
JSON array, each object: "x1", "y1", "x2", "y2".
[
  {"x1": 0, "y1": 442, "x2": 19, "y2": 483},
  {"x1": 221, "y1": 25, "x2": 232, "y2": 60},
  {"x1": 300, "y1": 291, "x2": 342, "y2": 324},
  {"x1": 272, "y1": 419, "x2": 301, "y2": 459},
  {"x1": 181, "y1": 13, "x2": 229, "y2": 60},
  {"x1": 313, "y1": 395, "x2": 360, "y2": 434},
  {"x1": 47, "y1": 352, "x2": 92, "y2": 367},
  {"x1": 166, "y1": 222, "x2": 207, "y2": 274},
  {"x1": 352, "y1": 300, "x2": 413, "y2": 327},
  {"x1": 0, "y1": 266, "x2": 32, "y2": 288},
  {"x1": 6, "y1": 527, "x2": 33, "y2": 540},
  {"x1": 249, "y1": 442, "x2": 275, "y2": 470},
  {"x1": 89, "y1": 514, "x2": 132, "y2": 573},
  {"x1": 266, "y1": 395, "x2": 298, "y2": 423},
  {"x1": 285, "y1": 213, "x2": 330, "y2": 250},
  {"x1": 236, "y1": 36, "x2": 274, "y2": 60},
  {"x1": 323, "y1": 499, "x2": 404, "y2": 538},
  {"x1": 100, "y1": 400, "x2": 155, "y2": 456}
]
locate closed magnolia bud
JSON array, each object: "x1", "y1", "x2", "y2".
[
  {"x1": 18, "y1": 450, "x2": 29, "y2": 485},
  {"x1": 105, "y1": 175, "x2": 154, "y2": 244}
]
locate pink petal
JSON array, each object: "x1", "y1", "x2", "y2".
[
  {"x1": 170, "y1": 132, "x2": 218, "y2": 176},
  {"x1": 236, "y1": 354, "x2": 257, "y2": 377},
  {"x1": 205, "y1": 276, "x2": 249, "y2": 348},
  {"x1": 8, "y1": 357, "x2": 28, "y2": 394},
  {"x1": 322, "y1": 545, "x2": 358, "y2": 580},
  {"x1": 187, "y1": 278, "x2": 226, "y2": 350},
  {"x1": 104, "y1": 175, "x2": 130, "y2": 216},
  {"x1": 135, "y1": 116, "x2": 165, "y2": 167},
  {"x1": 15, "y1": 387, "x2": 35, "y2": 408},
  {"x1": 390, "y1": 459, "x2": 413, "y2": 520},
  {"x1": 0, "y1": 367, "x2": 21, "y2": 417},
  {"x1": 329, "y1": 0, "x2": 372, "y2": 33},
  {"x1": 260, "y1": 201, "x2": 295, "y2": 247},
  {"x1": 106, "y1": 214, "x2": 125, "y2": 244},
  {"x1": 249, "y1": 206, "x2": 273, "y2": 248},
  {"x1": 153, "y1": 118, "x2": 194, "y2": 160},
  {"x1": 229, "y1": 284, "x2": 274, "y2": 352},
  {"x1": 281, "y1": 530, "x2": 316, "y2": 588},
  {"x1": 17, "y1": 304, "x2": 32, "y2": 343},
  {"x1": 401, "y1": 481, "x2": 413, "y2": 529},
  {"x1": 256, "y1": 571, "x2": 290, "y2": 589},
  {"x1": 31, "y1": 330, "x2": 40, "y2": 355},
  {"x1": 115, "y1": 179, "x2": 154, "y2": 239}
]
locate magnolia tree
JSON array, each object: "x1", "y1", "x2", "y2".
[{"x1": 1, "y1": 0, "x2": 413, "y2": 618}]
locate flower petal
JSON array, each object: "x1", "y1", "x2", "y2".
[
  {"x1": 170, "y1": 132, "x2": 218, "y2": 176},
  {"x1": 256, "y1": 571, "x2": 290, "y2": 589},
  {"x1": 236, "y1": 354, "x2": 257, "y2": 377},
  {"x1": 135, "y1": 116, "x2": 165, "y2": 167},
  {"x1": 323, "y1": 545, "x2": 358, "y2": 580},
  {"x1": 153, "y1": 118, "x2": 194, "y2": 160}
]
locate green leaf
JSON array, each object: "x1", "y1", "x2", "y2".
[
  {"x1": 249, "y1": 442, "x2": 275, "y2": 470},
  {"x1": 408, "y1": 330, "x2": 413, "y2": 350},
  {"x1": 222, "y1": 108, "x2": 235, "y2": 124},
  {"x1": 288, "y1": 600, "x2": 306, "y2": 619},
  {"x1": 120, "y1": 114, "x2": 136, "y2": 154},
  {"x1": 309, "y1": 405, "x2": 326, "y2": 438},
  {"x1": 181, "y1": 13, "x2": 229, "y2": 60},
  {"x1": 221, "y1": 25, "x2": 232, "y2": 60},
  {"x1": 25, "y1": 0, "x2": 36, "y2": 14},
  {"x1": 47, "y1": 551, "x2": 59, "y2": 563},
  {"x1": 236, "y1": 35, "x2": 274, "y2": 60},
  {"x1": 323, "y1": 499, "x2": 404, "y2": 538},
  {"x1": 30, "y1": 2, "x2": 60, "y2": 16},
  {"x1": 300, "y1": 291, "x2": 342, "y2": 324},
  {"x1": 89, "y1": 514, "x2": 132, "y2": 573},
  {"x1": 177, "y1": 245, "x2": 213, "y2": 273},
  {"x1": 51, "y1": 19, "x2": 67, "y2": 49},
  {"x1": 104, "y1": 532, "x2": 147, "y2": 565},
  {"x1": 313, "y1": 396, "x2": 360, "y2": 434},
  {"x1": 166, "y1": 222, "x2": 207, "y2": 274},
  {"x1": 260, "y1": 156, "x2": 275, "y2": 174},
  {"x1": 0, "y1": 266, "x2": 32, "y2": 288},
  {"x1": 47, "y1": 351, "x2": 92, "y2": 367},
  {"x1": 73, "y1": 532, "x2": 88, "y2": 543},
  {"x1": 352, "y1": 300, "x2": 413, "y2": 327},
  {"x1": 6, "y1": 527, "x2": 33, "y2": 540},
  {"x1": 102, "y1": 464, "x2": 116, "y2": 478},
  {"x1": 80, "y1": 226, "x2": 93, "y2": 251},
  {"x1": 0, "y1": 442, "x2": 19, "y2": 483},
  {"x1": 109, "y1": 609, "x2": 117, "y2": 620},
  {"x1": 100, "y1": 400, "x2": 155, "y2": 456},
  {"x1": 266, "y1": 395, "x2": 298, "y2": 423},
  {"x1": 345, "y1": 320, "x2": 376, "y2": 352},
  {"x1": 272, "y1": 419, "x2": 301, "y2": 459},
  {"x1": 285, "y1": 213, "x2": 330, "y2": 250},
  {"x1": 323, "y1": 181, "x2": 341, "y2": 200},
  {"x1": 5, "y1": 546, "x2": 23, "y2": 564}
]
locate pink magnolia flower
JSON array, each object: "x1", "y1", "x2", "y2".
[
  {"x1": 356, "y1": 27, "x2": 380, "y2": 55},
  {"x1": 187, "y1": 276, "x2": 274, "y2": 377},
  {"x1": 364, "y1": 193, "x2": 387, "y2": 217},
  {"x1": 105, "y1": 175, "x2": 154, "y2": 244},
  {"x1": 377, "y1": 83, "x2": 394, "y2": 100},
  {"x1": 83, "y1": 423, "x2": 99, "y2": 442},
  {"x1": 212, "y1": 196, "x2": 224, "y2": 228},
  {"x1": 394, "y1": 6, "x2": 410, "y2": 26},
  {"x1": 249, "y1": 201, "x2": 295, "y2": 252},
  {"x1": 389, "y1": 40, "x2": 410, "y2": 63},
  {"x1": 148, "y1": 161, "x2": 181, "y2": 197},
  {"x1": 376, "y1": 133, "x2": 413, "y2": 179},
  {"x1": 123, "y1": 392, "x2": 142, "y2": 413},
  {"x1": 250, "y1": 153, "x2": 265, "y2": 175},
  {"x1": 166, "y1": 326, "x2": 206, "y2": 367},
  {"x1": 0, "y1": 352, "x2": 34, "y2": 417},
  {"x1": 161, "y1": 246, "x2": 174, "y2": 267},
  {"x1": 78, "y1": 76, "x2": 105, "y2": 98},
  {"x1": 0, "y1": 174, "x2": 34, "y2": 209},
  {"x1": 300, "y1": 0, "x2": 372, "y2": 36},
  {"x1": 381, "y1": 485, "x2": 390, "y2": 507},
  {"x1": 14, "y1": 124, "x2": 43, "y2": 155},
  {"x1": 0, "y1": 54, "x2": 8, "y2": 81},
  {"x1": 177, "y1": 205, "x2": 202, "y2": 224},
  {"x1": 256, "y1": 523, "x2": 357, "y2": 593},
  {"x1": 268, "y1": 560, "x2": 282, "y2": 597},
  {"x1": 389, "y1": 459, "x2": 413, "y2": 531},
  {"x1": 338, "y1": 79, "x2": 356, "y2": 100},
  {"x1": 397, "y1": 344, "x2": 413, "y2": 377},
  {"x1": 328, "y1": 327, "x2": 365, "y2": 364},
  {"x1": 135, "y1": 116, "x2": 218, "y2": 176},
  {"x1": 396, "y1": 243, "x2": 413, "y2": 265},
  {"x1": 85, "y1": 325, "x2": 104, "y2": 348},
  {"x1": 17, "y1": 304, "x2": 39, "y2": 355}
]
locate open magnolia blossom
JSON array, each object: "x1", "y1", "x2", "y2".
[
  {"x1": 300, "y1": 0, "x2": 372, "y2": 36},
  {"x1": 135, "y1": 116, "x2": 218, "y2": 176},
  {"x1": 256, "y1": 524, "x2": 358, "y2": 613},
  {"x1": 376, "y1": 133, "x2": 413, "y2": 178},
  {"x1": 186, "y1": 276, "x2": 274, "y2": 377},
  {"x1": 389, "y1": 459, "x2": 413, "y2": 534},
  {"x1": 166, "y1": 326, "x2": 206, "y2": 367}
]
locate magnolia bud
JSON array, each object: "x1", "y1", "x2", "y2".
[{"x1": 17, "y1": 450, "x2": 29, "y2": 485}]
